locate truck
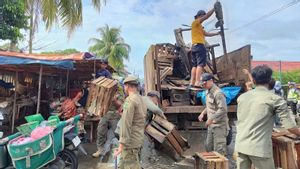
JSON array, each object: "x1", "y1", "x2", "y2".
[{"x1": 143, "y1": 28, "x2": 252, "y2": 130}]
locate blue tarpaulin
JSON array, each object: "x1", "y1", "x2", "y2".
[
  {"x1": 0, "y1": 56, "x2": 74, "y2": 69},
  {"x1": 197, "y1": 86, "x2": 242, "y2": 105}
]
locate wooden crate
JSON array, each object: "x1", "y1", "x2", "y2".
[
  {"x1": 86, "y1": 77, "x2": 118, "y2": 117},
  {"x1": 145, "y1": 115, "x2": 189, "y2": 158},
  {"x1": 194, "y1": 152, "x2": 228, "y2": 169},
  {"x1": 272, "y1": 136, "x2": 300, "y2": 169}
]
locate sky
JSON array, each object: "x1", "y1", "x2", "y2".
[{"x1": 19, "y1": 0, "x2": 300, "y2": 77}]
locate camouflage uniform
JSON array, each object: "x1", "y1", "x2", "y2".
[
  {"x1": 205, "y1": 84, "x2": 228, "y2": 156},
  {"x1": 96, "y1": 92, "x2": 123, "y2": 151},
  {"x1": 118, "y1": 92, "x2": 146, "y2": 169}
]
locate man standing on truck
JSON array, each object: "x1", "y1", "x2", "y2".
[
  {"x1": 114, "y1": 76, "x2": 147, "y2": 169},
  {"x1": 198, "y1": 73, "x2": 228, "y2": 156},
  {"x1": 236, "y1": 65, "x2": 300, "y2": 169},
  {"x1": 189, "y1": 7, "x2": 220, "y2": 88}
]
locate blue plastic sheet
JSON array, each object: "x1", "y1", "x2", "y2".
[
  {"x1": 0, "y1": 80, "x2": 14, "y2": 89},
  {"x1": 0, "y1": 56, "x2": 73, "y2": 69},
  {"x1": 196, "y1": 86, "x2": 242, "y2": 105}
]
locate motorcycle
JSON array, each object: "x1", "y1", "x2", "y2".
[{"x1": 0, "y1": 115, "x2": 85, "y2": 169}]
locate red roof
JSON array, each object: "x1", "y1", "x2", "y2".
[
  {"x1": 252, "y1": 61, "x2": 300, "y2": 72},
  {"x1": 0, "y1": 51, "x2": 93, "y2": 61}
]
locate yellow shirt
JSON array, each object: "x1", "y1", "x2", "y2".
[{"x1": 191, "y1": 19, "x2": 205, "y2": 44}]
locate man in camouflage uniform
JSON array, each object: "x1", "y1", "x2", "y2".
[
  {"x1": 143, "y1": 91, "x2": 166, "y2": 123},
  {"x1": 92, "y1": 84, "x2": 124, "y2": 158},
  {"x1": 198, "y1": 73, "x2": 228, "y2": 156},
  {"x1": 114, "y1": 76, "x2": 146, "y2": 169}
]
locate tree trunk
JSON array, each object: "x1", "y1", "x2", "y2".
[
  {"x1": 28, "y1": 3, "x2": 34, "y2": 54},
  {"x1": 9, "y1": 42, "x2": 16, "y2": 52}
]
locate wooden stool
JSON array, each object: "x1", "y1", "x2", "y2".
[
  {"x1": 194, "y1": 151, "x2": 229, "y2": 169},
  {"x1": 84, "y1": 116, "x2": 100, "y2": 142}
]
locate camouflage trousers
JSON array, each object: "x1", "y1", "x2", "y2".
[
  {"x1": 205, "y1": 125, "x2": 227, "y2": 156},
  {"x1": 118, "y1": 148, "x2": 141, "y2": 169},
  {"x1": 96, "y1": 111, "x2": 120, "y2": 149}
]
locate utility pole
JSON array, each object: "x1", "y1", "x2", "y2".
[{"x1": 279, "y1": 60, "x2": 282, "y2": 83}]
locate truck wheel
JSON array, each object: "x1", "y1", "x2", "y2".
[{"x1": 59, "y1": 149, "x2": 78, "y2": 169}]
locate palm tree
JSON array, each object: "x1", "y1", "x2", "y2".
[
  {"x1": 88, "y1": 25, "x2": 130, "y2": 70},
  {"x1": 24, "y1": 0, "x2": 105, "y2": 53}
]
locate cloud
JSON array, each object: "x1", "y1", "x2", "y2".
[{"x1": 21, "y1": 0, "x2": 300, "y2": 77}]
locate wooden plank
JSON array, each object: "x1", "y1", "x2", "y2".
[
  {"x1": 214, "y1": 152, "x2": 229, "y2": 169},
  {"x1": 194, "y1": 155, "x2": 200, "y2": 169},
  {"x1": 144, "y1": 46, "x2": 156, "y2": 94},
  {"x1": 151, "y1": 121, "x2": 170, "y2": 135},
  {"x1": 166, "y1": 133, "x2": 184, "y2": 155},
  {"x1": 272, "y1": 136, "x2": 299, "y2": 169},
  {"x1": 216, "y1": 161, "x2": 222, "y2": 169},
  {"x1": 279, "y1": 141, "x2": 288, "y2": 169},
  {"x1": 96, "y1": 79, "x2": 114, "y2": 116},
  {"x1": 216, "y1": 45, "x2": 251, "y2": 85},
  {"x1": 170, "y1": 101, "x2": 190, "y2": 106},
  {"x1": 145, "y1": 125, "x2": 166, "y2": 143},
  {"x1": 101, "y1": 80, "x2": 118, "y2": 115},
  {"x1": 171, "y1": 129, "x2": 189, "y2": 150},
  {"x1": 160, "y1": 67, "x2": 173, "y2": 81},
  {"x1": 287, "y1": 140, "x2": 297, "y2": 169},
  {"x1": 194, "y1": 152, "x2": 228, "y2": 169},
  {"x1": 153, "y1": 115, "x2": 175, "y2": 131}
]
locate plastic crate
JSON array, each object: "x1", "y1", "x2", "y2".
[{"x1": 16, "y1": 121, "x2": 39, "y2": 136}]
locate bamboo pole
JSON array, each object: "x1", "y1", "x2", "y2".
[
  {"x1": 36, "y1": 65, "x2": 43, "y2": 114},
  {"x1": 66, "y1": 70, "x2": 69, "y2": 96},
  {"x1": 11, "y1": 71, "x2": 18, "y2": 133}
]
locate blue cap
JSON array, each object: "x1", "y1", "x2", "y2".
[
  {"x1": 200, "y1": 73, "x2": 214, "y2": 84},
  {"x1": 195, "y1": 10, "x2": 206, "y2": 18}
]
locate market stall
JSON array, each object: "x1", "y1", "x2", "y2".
[{"x1": 0, "y1": 51, "x2": 113, "y2": 137}]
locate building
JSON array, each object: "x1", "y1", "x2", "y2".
[{"x1": 252, "y1": 61, "x2": 300, "y2": 72}]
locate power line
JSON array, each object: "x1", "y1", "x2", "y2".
[{"x1": 230, "y1": 0, "x2": 300, "y2": 33}]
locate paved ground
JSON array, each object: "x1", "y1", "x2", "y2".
[{"x1": 78, "y1": 124, "x2": 237, "y2": 169}]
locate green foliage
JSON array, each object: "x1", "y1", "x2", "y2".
[
  {"x1": 41, "y1": 48, "x2": 80, "y2": 55},
  {"x1": 273, "y1": 70, "x2": 300, "y2": 84},
  {"x1": 25, "y1": 0, "x2": 105, "y2": 37},
  {"x1": 88, "y1": 25, "x2": 131, "y2": 71},
  {"x1": 0, "y1": 43, "x2": 20, "y2": 52},
  {"x1": 0, "y1": 0, "x2": 28, "y2": 43}
]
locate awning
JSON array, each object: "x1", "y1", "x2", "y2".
[
  {"x1": 0, "y1": 51, "x2": 94, "y2": 69},
  {"x1": 0, "y1": 55, "x2": 73, "y2": 69}
]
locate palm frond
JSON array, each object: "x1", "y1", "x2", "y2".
[
  {"x1": 58, "y1": 0, "x2": 83, "y2": 37},
  {"x1": 41, "y1": 0, "x2": 58, "y2": 30},
  {"x1": 89, "y1": 25, "x2": 130, "y2": 70},
  {"x1": 91, "y1": 0, "x2": 105, "y2": 11}
]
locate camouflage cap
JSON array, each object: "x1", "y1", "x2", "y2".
[
  {"x1": 123, "y1": 76, "x2": 139, "y2": 85},
  {"x1": 147, "y1": 90, "x2": 161, "y2": 99}
]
